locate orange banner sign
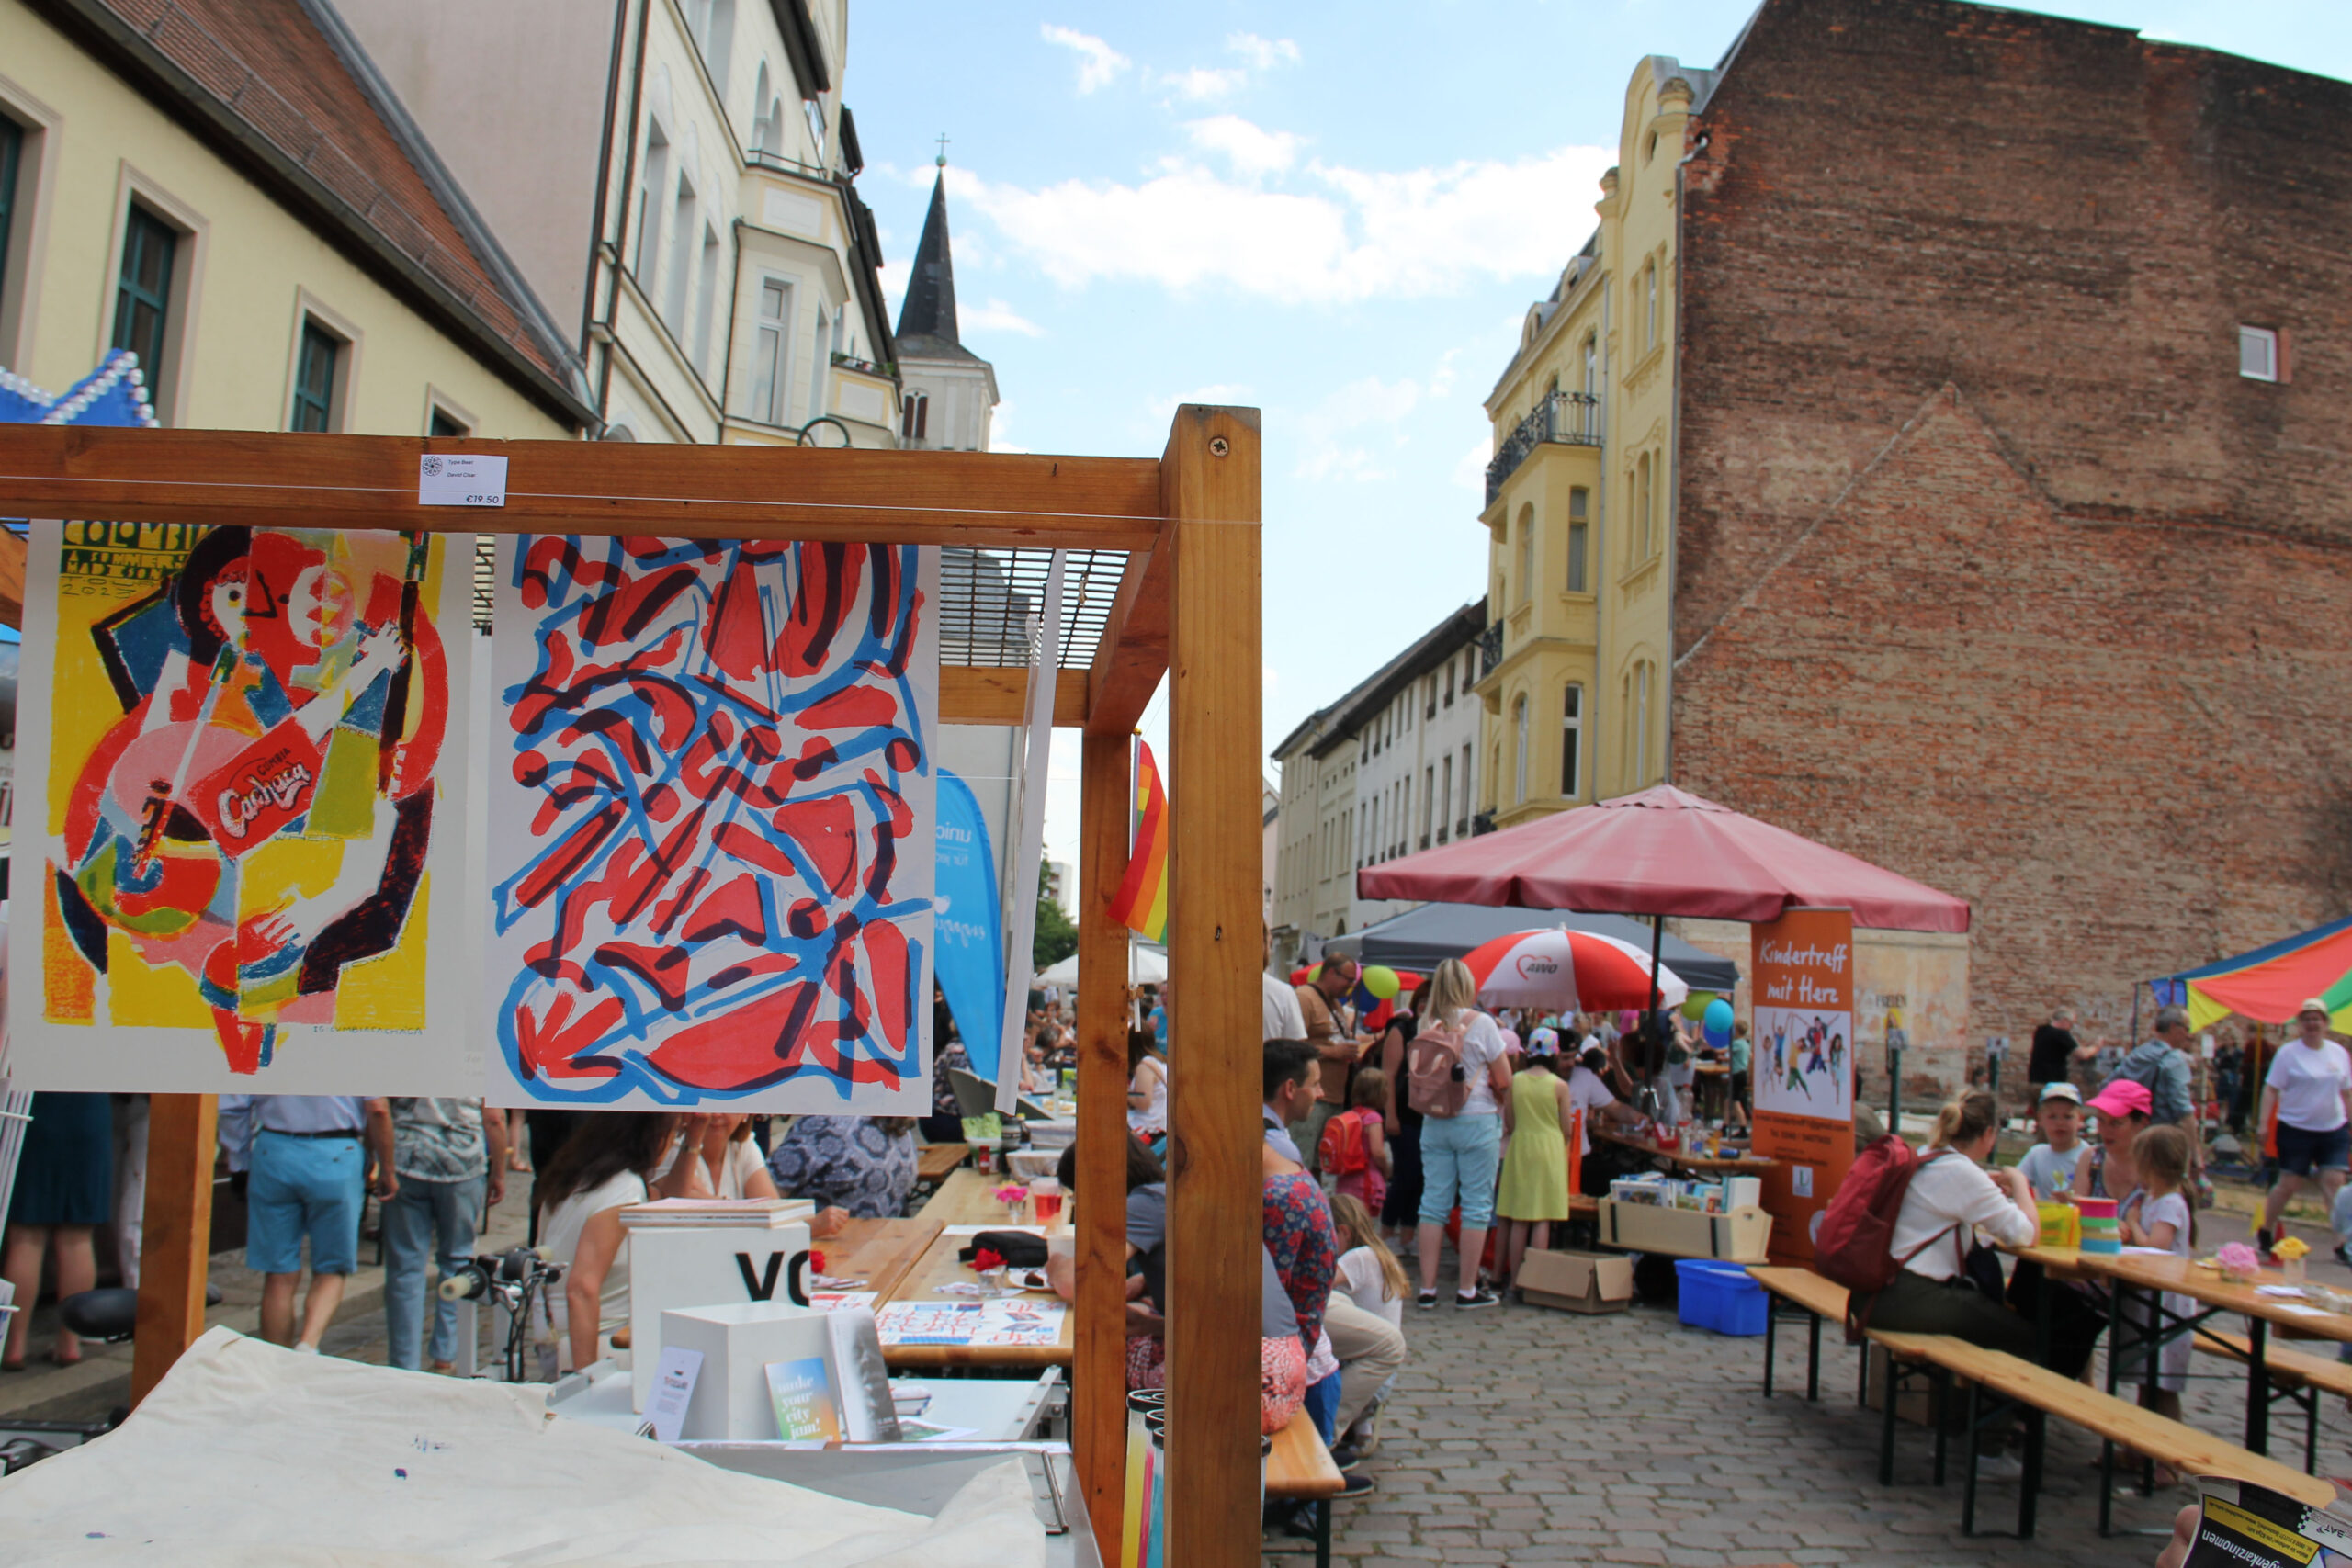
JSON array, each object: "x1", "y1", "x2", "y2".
[{"x1": 1749, "y1": 908, "x2": 1857, "y2": 1265}]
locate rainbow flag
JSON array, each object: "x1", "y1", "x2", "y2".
[{"x1": 1107, "y1": 740, "x2": 1169, "y2": 942}]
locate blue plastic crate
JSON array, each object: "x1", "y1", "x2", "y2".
[{"x1": 1674, "y1": 1258, "x2": 1768, "y2": 1337}]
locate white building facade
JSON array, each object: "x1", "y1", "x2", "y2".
[
  {"x1": 1271, "y1": 601, "x2": 1485, "y2": 964},
  {"x1": 341, "y1": 0, "x2": 900, "y2": 447}
]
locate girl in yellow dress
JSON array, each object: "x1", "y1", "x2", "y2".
[{"x1": 1496, "y1": 1028, "x2": 1575, "y2": 1288}]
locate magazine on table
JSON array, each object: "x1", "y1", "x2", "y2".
[{"x1": 2177, "y1": 1479, "x2": 2352, "y2": 1567}]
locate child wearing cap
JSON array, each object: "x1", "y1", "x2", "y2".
[{"x1": 2017, "y1": 1082, "x2": 2089, "y2": 1201}]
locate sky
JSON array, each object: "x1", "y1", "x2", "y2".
[{"x1": 847, "y1": 1, "x2": 2352, "y2": 872}]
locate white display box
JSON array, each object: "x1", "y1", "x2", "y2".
[
  {"x1": 662, "y1": 1302, "x2": 835, "y2": 1441},
  {"x1": 625, "y1": 1212, "x2": 813, "y2": 1411}
]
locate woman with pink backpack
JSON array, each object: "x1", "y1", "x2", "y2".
[{"x1": 1408, "y1": 958, "x2": 1514, "y2": 1311}]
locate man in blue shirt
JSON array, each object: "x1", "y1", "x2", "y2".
[
  {"x1": 2107, "y1": 1005, "x2": 2202, "y2": 1187},
  {"x1": 220, "y1": 1095, "x2": 395, "y2": 1351}
]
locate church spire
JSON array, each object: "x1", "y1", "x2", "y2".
[{"x1": 894, "y1": 157, "x2": 972, "y2": 359}]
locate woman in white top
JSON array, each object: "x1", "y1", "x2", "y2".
[
  {"x1": 1866, "y1": 1090, "x2": 2042, "y2": 1371},
  {"x1": 2256, "y1": 998, "x2": 2352, "y2": 1247},
  {"x1": 1127, "y1": 1031, "x2": 1170, "y2": 1141},
  {"x1": 1410, "y1": 957, "x2": 1515, "y2": 1312},
  {"x1": 653, "y1": 1114, "x2": 782, "y2": 1201},
  {"x1": 536, "y1": 1113, "x2": 688, "y2": 1373}
]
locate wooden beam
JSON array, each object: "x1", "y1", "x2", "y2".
[
  {"x1": 130, "y1": 1093, "x2": 216, "y2": 1405},
  {"x1": 1084, "y1": 538, "x2": 1170, "y2": 737},
  {"x1": 938, "y1": 667, "x2": 1089, "y2": 728},
  {"x1": 0, "y1": 427, "x2": 1164, "y2": 548},
  {"x1": 1073, "y1": 731, "x2": 1133, "y2": 1562},
  {"x1": 0, "y1": 528, "x2": 23, "y2": 628},
  {"x1": 1160, "y1": 405, "x2": 1263, "y2": 1568}
]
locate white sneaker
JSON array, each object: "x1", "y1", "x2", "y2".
[
  {"x1": 1974, "y1": 1453, "x2": 2023, "y2": 1480},
  {"x1": 292, "y1": 1342, "x2": 320, "y2": 1355}
]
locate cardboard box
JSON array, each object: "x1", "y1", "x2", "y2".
[
  {"x1": 1596, "y1": 1201, "x2": 1773, "y2": 1262},
  {"x1": 1515, "y1": 1249, "x2": 1635, "y2": 1314}
]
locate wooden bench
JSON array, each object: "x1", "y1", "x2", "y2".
[
  {"x1": 2197, "y1": 1327, "x2": 2352, "y2": 1476},
  {"x1": 1263, "y1": 1406, "x2": 1346, "y2": 1568},
  {"x1": 1749, "y1": 1265, "x2": 1850, "y2": 1402},
  {"x1": 1747, "y1": 1266, "x2": 2338, "y2": 1539}
]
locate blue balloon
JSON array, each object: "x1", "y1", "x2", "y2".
[{"x1": 1702, "y1": 997, "x2": 1735, "y2": 1049}]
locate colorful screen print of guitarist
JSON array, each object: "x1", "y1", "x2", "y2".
[
  {"x1": 487, "y1": 537, "x2": 937, "y2": 1113},
  {"x1": 8, "y1": 521, "x2": 479, "y2": 1095}
]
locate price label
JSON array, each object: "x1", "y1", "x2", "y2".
[{"x1": 418, "y1": 454, "x2": 508, "y2": 507}]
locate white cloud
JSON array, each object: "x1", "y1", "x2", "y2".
[
  {"x1": 1041, "y1": 24, "x2": 1130, "y2": 93},
  {"x1": 1452, "y1": 434, "x2": 1493, "y2": 492},
  {"x1": 1293, "y1": 375, "x2": 1423, "y2": 484},
  {"x1": 1163, "y1": 65, "x2": 1247, "y2": 101},
  {"x1": 963, "y1": 298, "x2": 1046, "y2": 337},
  {"x1": 1185, "y1": 115, "x2": 1303, "y2": 178},
  {"x1": 1227, "y1": 32, "x2": 1301, "y2": 71},
  {"x1": 955, "y1": 142, "x2": 1612, "y2": 304}
]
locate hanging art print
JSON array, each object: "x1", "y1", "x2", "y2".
[
  {"x1": 487, "y1": 536, "x2": 936, "y2": 1112},
  {"x1": 7, "y1": 520, "x2": 478, "y2": 1093}
]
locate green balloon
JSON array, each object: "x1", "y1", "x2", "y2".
[{"x1": 1362, "y1": 964, "x2": 1401, "y2": 1000}]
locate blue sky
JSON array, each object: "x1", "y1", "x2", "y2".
[{"x1": 849, "y1": 1, "x2": 2352, "y2": 868}]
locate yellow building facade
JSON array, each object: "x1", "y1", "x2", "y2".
[
  {"x1": 0, "y1": 0, "x2": 587, "y2": 441},
  {"x1": 1476, "y1": 59, "x2": 1709, "y2": 828}
]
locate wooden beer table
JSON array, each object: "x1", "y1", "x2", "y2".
[
  {"x1": 918, "y1": 1168, "x2": 1077, "y2": 1228},
  {"x1": 813, "y1": 1217, "x2": 943, "y2": 1301},
  {"x1": 1594, "y1": 1125, "x2": 1778, "y2": 1175},
  {"x1": 2007, "y1": 1242, "x2": 2352, "y2": 1458},
  {"x1": 915, "y1": 1142, "x2": 969, "y2": 1183},
  {"x1": 876, "y1": 1225, "x2": 1076, "y2": 1371}
]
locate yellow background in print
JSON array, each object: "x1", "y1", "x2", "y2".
[
  {"x1": 333, "y1": 870, "x2": 430, "y2": 1031},
  {"x1": 104, "y1": 928, "x2": 209, "y2": 1026}
]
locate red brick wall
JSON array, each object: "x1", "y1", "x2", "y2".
[{"x1": 1670, "y1": 0, "x2": 2352, "y2": 1053}]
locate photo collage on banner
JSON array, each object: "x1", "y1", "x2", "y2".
[
  {"x1": 484, "y1": 536, "x2": 938, "y2": 1113},
  {"x1": 1748, "y1": 907, "x2": 1857, "y2": 1264},
  {"x1": 7, "y1": 521, "x2": 478, "y2": 1093}
]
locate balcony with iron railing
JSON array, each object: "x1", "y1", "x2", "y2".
[
  {"x1": 1476, "y1": 621, "x2": 1503, "y2": 679},
  {"x1": 1485, "y1": 390, "x2": 1603, "y2": 505}
]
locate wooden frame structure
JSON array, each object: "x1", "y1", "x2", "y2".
[{"x1": 0, "y1": 406, "x2": 1263, "y2": 1567}]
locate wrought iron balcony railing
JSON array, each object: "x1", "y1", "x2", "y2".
[
  {"x1": 1476, "y1": 621, "x2": 1503, "y2": 678},
  {"x1": 1485, "y1": 391, "x2": 1603, "y2": 505}
]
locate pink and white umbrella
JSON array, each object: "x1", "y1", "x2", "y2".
[{"x1": 1460, "y1": 926, "x2": 1689, "y2": 1013}]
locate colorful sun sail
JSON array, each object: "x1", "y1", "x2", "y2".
[{"x1": 2150, "y1": 914, "x2": 2352, "y2": 1032}]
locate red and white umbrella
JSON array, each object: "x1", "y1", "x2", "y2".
[{"x1": 1460, "y1": 926, "x2": 1689, "y2": 1012}]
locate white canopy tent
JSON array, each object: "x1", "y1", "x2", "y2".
[{"x1": 1035, "y1": 942, "x2": 1167, "y2": 987}]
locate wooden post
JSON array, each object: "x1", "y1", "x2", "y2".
[
  {"x1": 130, "y1": 1093, "x2": 216, "y2": 1405},
  {"x1": 1073, "y1": 731, "x2": 1134, "y2": 1560},
  {"x1": 1161, "y1": 405, "x2": 1262, "y2": 1568}
]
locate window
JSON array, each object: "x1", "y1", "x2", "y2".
[
  {"x1": 1644, "y1": 260, "x2": 1659, "y2": 351},
  {"x1": 663, "y1": 175, "x2": 697, "y2": 336},
  {"x1": 1562, "y1": 683, "x2": 1583, "y2": 798},
  {"x1": 806, "y1": 98, "x2": 828, "y2": 162},
  {"x1": 684, "y1": 0, "x2": 734, "y2": 88},
  {"x1": 1626, "y1": 660, "x2": 1653, "y2": 785},
  {"x1": 1424, "y1": 673, "x2": 1435, "y2": 720},
  {"x1": 1515, "y1": 505, "x2": 1534, "y2": 607},
  {"x1": 1634, "y1": 454, "x2": 1654, "y2": 561},
  {"x1": 1421, "y1": 766, "x2": 1435, "y2": 848},
  {"x1": 1439, "y1": 753, "x2": 1453, "y2": 841},
  {"x1": 1442, "y1": 660, "x2": 1454, "y2": 706},
  {"x1": 288, "y1": 319, "x2": 343, "y2": 431},
  {"x1": 692, "y1": 225, "x2": 720, "y2": 374},
  {"x1": 428, "y1": 407, "x2": 469, "y2": 437},
  {"x1": 633, "y1": 123, "x2": 670, "y2": 278},
  {"x1": 900, "y1": 388, "x2": 929, "y2": 440},
  {"x1": 0, "y1": 117, "x2": 19, "y2": 333},
  {"x1": 750, "y1": 276, "x2": 793, "y2": 424},
  {"x1": 111, "y1": 205, "x2": 178, "y2": 381},
  {"x1": 1513, "y1": 695, "x2": 1529, "y2": 805},
  {"x1": 1567, "y1": 488, "x2": 1589, "y2": 592},
  {"x1": 2239, "y1": 325, "x2": 2280, "y2": 382},
  {"x1": 1460, "y1": 744, "x2": 1473, "y2": 834}
]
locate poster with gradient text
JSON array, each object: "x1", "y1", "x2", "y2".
[
  {"x1": 1751, "y1": 907, "x2": 1856, "y2": 1264},
  {"x1": 7, "y1": 520, "x2": 478, "y2": 1093},
  {"x1": 486, "y1": 536, "x2": 936, "y2": 1111}
]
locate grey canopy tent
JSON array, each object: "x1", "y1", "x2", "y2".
[{"x1": 1324, "y1": 902, "x2": 1741, "y2": 996}]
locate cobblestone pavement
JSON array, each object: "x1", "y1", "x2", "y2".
[{"x1": 1313, "y1": 1224, "x2": 2352, "y2": 1568}]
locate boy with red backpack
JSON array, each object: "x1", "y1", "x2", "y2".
[{"x1": 1318, "y1": 1068, "x2": 1393, "y2": 1213}]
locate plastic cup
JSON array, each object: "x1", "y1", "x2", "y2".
[{"x1": 1032, "y1": 1176, "x2": 1064, "y2": 1224}]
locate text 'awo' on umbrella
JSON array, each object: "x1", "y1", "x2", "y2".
[{"x1": 1460, "y1": 927, "x2": 1688, "y2": 1013}]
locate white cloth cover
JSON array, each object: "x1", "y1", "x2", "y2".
[{"x1": 0, "y1": 1327, "x2": 1042, "y2": 1567}]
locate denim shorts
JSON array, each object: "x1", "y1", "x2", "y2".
[
  {"x1": 2277, "y1": 1121, "x2": 2352, "y2": 1178},
  {"x1": 1417, "y1": 1111, "x2": 1504, "y2": 1229},
  {"x1": 246, "y1": 1131, "x2": 366, "y2": 1275}
]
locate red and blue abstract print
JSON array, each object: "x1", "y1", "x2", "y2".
[{"x1": 488, "y1": 536, "x2": 937, "y2": 1111}]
